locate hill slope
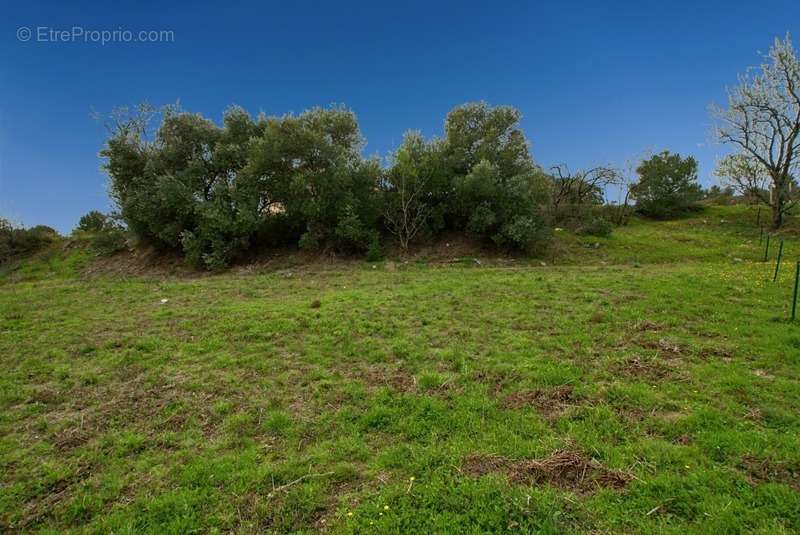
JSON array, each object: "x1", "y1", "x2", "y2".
[{"x1": 1, "y1": 205, "x2": 799, "y2": 533}]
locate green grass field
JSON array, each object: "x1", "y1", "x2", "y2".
[{"x1": 2, "y1": 205, "x2": 799, "y2": 534}]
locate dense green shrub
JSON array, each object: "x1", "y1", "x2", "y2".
[
  {"x1": 0, "y1": 219, "x2": 58, "y2": 262},
  {"x1": 382, "y1": 102, "x2": 552, "y2": 253},
  {"x1": 632, "y1": 151, "x2": 702, "y2": 218},
  {"x1": 76, "y1": 210, "x2": 108, "y2": 232},
  {"x1": 577, "y1": 217, "x2": 613, "y2": 237},
  {"x1": 103, "y1": 106, "x2": 266, "y2": 268},
  {"x1": 245, "y1": 107, "x2": 383, "y2": 256},
  {"x1": 102, "y1": 104, "x2": 384, "y2": 268},
  {"x1": 452, "y1": 160, "x2": 551, "y2": 251},
  {"x1": 91, "y1": 223, "x2": 128, "y2": 256},
  {"x1": 100, "y1": 101, "x2": 644, "y2": 267}
]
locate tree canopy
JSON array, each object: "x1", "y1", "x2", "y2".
[
  {"x1": 631, "y1": 151, "x2": 702, "y2": 218},
  {"x1": 100, "y1": 102, "x2": 562, "y2": 268}
]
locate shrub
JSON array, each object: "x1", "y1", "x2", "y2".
[
  {"x1": 365, "y1": 238, "x2": 383, "y2": 262},
  {"x1": 298, "y1": 231, "x2": 321, "y2": 252},
  {"x1": 704, "y1": 185, "x2": 736, "y2": 206},
  {"x1": 493, "y1": 214, "x2": 552, "y2": 253},
  {"x1": 334, "y1": 204, "x2": 379, "y2": 253},
  {"x1": 74, "y1": 211, "x2": 129, "y2": 256},
  {"x1": 631, "y1": 151, "x2": 702, "y2": 218},
  {"x1": 0, "y1": 218, "x2": 59, "y2": 262},
  {"x1": 577, "y1": 217, "x2": 613, "y2": 237},
  {"x1": 76, "y1": 210, "x2": 108, "y2": 232},
  {"x1": 100, "y1": 101, "x2": 556, "y2": 266},
  {"x1": 102, "y1": 104, "x2": 385, "y2": 268},
  {"x1": 103, "y1": 105, "x2": 266, "y2": 268},
  {"x1": 598, "y1": 203, "x2": 633, "y2": 226},
  {"x1": 91, "y1": 223, "x2": 128, "y2": 256}
]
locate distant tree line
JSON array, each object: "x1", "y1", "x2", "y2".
[
  {"x1": 6, "y1": 35, "x2": 798, "y2": 267},
  {"x1": 95, "y1": 101, "x2": 707, "y2": 269},
  {"x1": 1, "y1": 104, "x2": 708, "y2": 268}
]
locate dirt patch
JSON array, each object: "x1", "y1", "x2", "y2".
[
  {"x1": 674, "y1": 434, "x2": 691, "y2": 445},
  {"x1": 41, "y1": 373, "x2": 220, "y2": 452},
  {"x1": 639, "y1": 338, "x2": 685, "y2": 356},
  {"x1": 357, "y1": 367, "x2": 417, "y2": 393},
  {"x1": 741, "y1": 456, "x2": 800, "y2": 491},
  {"x1": 25, "y1": 386, "x2": 65, "y2": 406},
  {"x1": 632, "y1": 319, "x2": 662, "y2": 332},
  {"x1": 462, "y1": 449, "x2": 632, "y2": 494},
  {"x1": 397, "y1": 232, "x2": 490, "y2": 262},
  {"x1": 617, "y1": 355, "x2": 676, "y2": 381},
  {"x1": 51, "y1": 425, "x2": 95, "y2": 451},
  {"x1": 698, "y1": 346, "x2": 735, "y2": 360},
  {"x1": 82, "y1": 246, "x2": 205, "y2": 279},
  {"x1": 613, "y1": 293, "x2": 644, "y2": 305},
  {"x1": 744, "y1": 407, "x2": 763, "y2": 422},
  {"x1": 501, "y1": 385, "x2": 575, "y2": 417},
  {"x1": 588, "y1": 311, "x2": 607, "y2": 324}
]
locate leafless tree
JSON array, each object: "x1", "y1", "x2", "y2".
[
  {"x1": 384, "y1": 172, "x2": 429, "y2": 252},
  {"x1": 711, "y1": 35, "x2": 800, "y2": 228},
  {"x1": 549, "y1": 164, "x2": 621, "y2": 210},
  {"x1": 605, "y1": 157, "x2": 643, "y2": 225}
]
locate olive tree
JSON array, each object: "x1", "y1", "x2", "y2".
[
  {"x1": 384, "y1": 132, "x2": 434, "y2": 251},
  {"x1": 712, "y1": 35, "x2": 800, "y2": 228},
  {"x1": 631, "y1": 151, "x2": 702, "y2": 218}
]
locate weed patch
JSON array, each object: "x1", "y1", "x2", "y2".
[
  {"x1": 741, "y1": 456, "x2": 800, "y2": 491},
  {"x1": 462, "y1": 449, "x2": 633, "y2": 494},
  {"x1": 501, "y1": 385, "x2": 576, "y2": 417}
]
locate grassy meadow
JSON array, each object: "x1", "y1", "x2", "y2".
[{"x1": 1, "y1": 205, "x2": 799, "y2": 533}]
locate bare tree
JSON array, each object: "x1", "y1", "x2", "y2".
[
  {"x1": 606, "y1": 157, "x2": 642, "y2": 225},
  {"x1": 711, "y1": 35, "x2": 800, "y2": 228},
  {"x1": 384, "y1": 172, "x2": 429, "y2": 252},
  {"x1": 550, "y1": 165, "x2": 621, "y2": 210}
]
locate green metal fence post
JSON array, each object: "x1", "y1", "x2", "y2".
[
  {"x1": 773, "y1": 240, "x2": 784, "y2": 282},
  {"x1": 792, "y1": 260, "x2": 800, "y2": 321},
  {"x1": 763, "y1": 235, "x2": 771, "y2": 262},
  {"x1": 793, "y1": 262, "x2": 800, "y2": 321}
]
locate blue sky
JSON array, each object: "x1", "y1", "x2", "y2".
[{"x1": 2, "y1": 0, "x2": 798, "y2": 232}]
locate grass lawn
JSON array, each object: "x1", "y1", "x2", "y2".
[{"x1": 1, "y1": 205, "x2": 799, "y2": 533}]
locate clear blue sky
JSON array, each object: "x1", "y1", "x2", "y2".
[{"x1": 2, "y1": 0, "x2": 798, "y2": 232}]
